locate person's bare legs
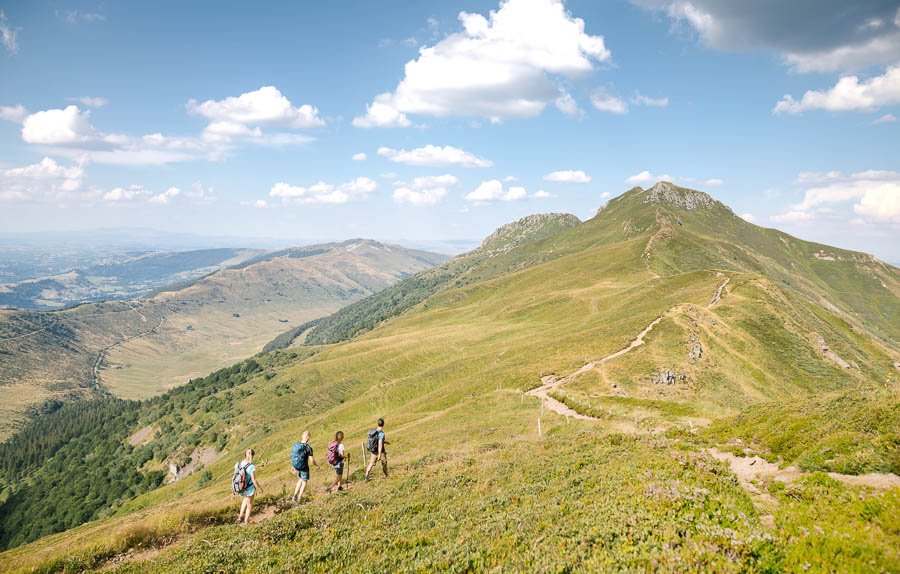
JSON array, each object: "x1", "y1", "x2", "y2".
[
  {"x1": 239, "y1": 495, "x2": 254, "y2": 524},
  {"x1": 331, "y1": 472, "x2": 342, "y2": 492},
  {"x1": 293, "y1": 479, "x2": 308, "y2": 501},
  {"x1": 381, "y1": 454, "x2": 388, "y2": 478},
  {"x1": 365, "y1": 456, "x2": 377, "y2": 481}
]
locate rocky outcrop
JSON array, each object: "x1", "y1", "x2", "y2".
[
  {"x1": 652, "y1": 369, "x2": 687, "y2": 385},
  {"x1": 688, "y1": 332, "x2": 702, "y2": 362},
  {"x1": 478, "y1": 213, "x2": 581, "y2": 256},
  {"x1": 642, "y1": 182, "x2": 726, "y2": 212}
]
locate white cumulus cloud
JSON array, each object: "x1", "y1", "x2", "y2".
[
  {"x1": 1, "y1": 157, "x2": 86, "y2": 201},
  {"x1": 0, "y1": 104, "x2": 28, "y2": 123},
  {"x1": 544, "y1": 169, "x2": 591, "y2": 183},
  {"x1": 103, "y1": 185, "x2": 150, "y2": 202},
  {"x1": 377, "y1": 145, "x2": 492, "y2": 168},
  {"x1": 465, "y1": 179, "x2": 529, "y2": 203},
  {"x1": 21, "y1": 106, "x2": 96, "y2": 145},
  {"x1": 393, "y1": 174, "x2": 459, "y2": 206},
  {"x1": 352, "y1": 152, "x2": 368, "y2": 161},
  {"x1": 772, "y1": 169, "x2": 900, "y2": 224},
  {"x1": 625, "y1": 170, "x2": 672, "y2": 185},
  {"x1": 353, "y1": 0, "x2": 611, "y2": 126},
  {"x1": 774, "y1": 65, "x2": 900, "y2": 114},
  {"x1": 591, "y1": 89, "x2": 628, "y2": 114},
  {"x1": 187, "y1": 86, "x2": 324, "y2": 129},
  {"x1": 269, "y1": 177, "x2": 377, "y2": 205},
  {"x1": 149, "y1": 187, "x2": 181, "y2": 205},
  {"x1": 633, "y1": 92, "x2": 669, "y2": 107}
]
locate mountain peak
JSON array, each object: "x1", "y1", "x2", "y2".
[
  {"x1": 478, "y1": 213, "x2": 581, "y2": 254},
  {"x1": 642, "y1": 181, "x2": 727, "y2": 212}
]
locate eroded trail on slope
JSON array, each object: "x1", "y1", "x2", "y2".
[
  {"x1": 527, "y1": 275, "x2": 730, "y2": 422},
  {"x1": 526, "y1": 315, "x2": 666, "y2": 421}
]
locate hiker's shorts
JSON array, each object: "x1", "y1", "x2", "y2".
[
  {"x1": 242, "y1": 485, "x2": 256, "y2": 497},
  {"x1": 333, "y1": 461, "x2": 344, "y2": 475},
  {"x1": 294, "y1": 468, "x2": 310, "y2": 481}
]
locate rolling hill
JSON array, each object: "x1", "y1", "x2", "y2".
[
  {"x1": 0, "y1": 240, "x2": 446, "y2": 439},
  {"x1": 0, "y1": 248, "x2": 269, "y2": 310},
  {"x1": 1, "y1": 183, "x2": 897, "y2": 572}
]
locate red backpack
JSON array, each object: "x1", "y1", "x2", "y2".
[{"x1": 326, "y1": 440, "x2": 341, "y2": 465}]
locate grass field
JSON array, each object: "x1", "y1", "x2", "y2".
[{"x1": 2, "y1": 184, "x2": 897, "y2": 571}]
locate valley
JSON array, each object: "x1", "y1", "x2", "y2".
[
  {"x1": 0, "y1": 240, "x2": 446, "y2": 438},
  {"x1": 0, "y1": 183, "x2": 896, "y2": 572}
]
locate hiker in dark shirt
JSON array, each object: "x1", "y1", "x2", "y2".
[
  {"x1": 290, "y1": 430, "x2": 318, "y2": 502},
  {"x1": 365, "y1": 418, "x2": 388, "y2": 481}
]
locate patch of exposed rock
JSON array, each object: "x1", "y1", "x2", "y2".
[
  {"x1": 652, "y1": 369, "x2": 687, "y2": 385},
  {"x1": 688, "y1": 332, "x2": 702, "y2": 362},
  {"x1": 642, "y1": 182, "x2": 726, "y2": 212},
  {"x1": 478, "y1": 213, "x2": 581, "y2": 256}
]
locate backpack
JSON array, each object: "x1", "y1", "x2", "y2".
[
  {"x1": 367, "y1": 429, "x2": 380, "y2": 454},
  {"x1": 232, "y1": 461, "x2": 249, "y2": 494},
  {"x1": 290, "y1": 442, "x2": 306, "y2": 470},
  {"x1": 327, "y1": 440, "x2": 341, "y2": 465}
]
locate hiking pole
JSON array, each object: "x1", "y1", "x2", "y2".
[{"x1": 361, "y1": 441, "x2": 368, "y2": 470}]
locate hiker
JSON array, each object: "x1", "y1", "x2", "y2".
[
  {"x1": 327, "y1": 430, "x2": 349, "y2": 492},
  {"x1": 233, "y1": 448, "x2": 262, "y2": 524},
  {"x1": 290, "y1": 430, "x2": 318, "y2": 502},
  {"x1": 364, "y1": 418, "x2": 389, "y2": 481}
]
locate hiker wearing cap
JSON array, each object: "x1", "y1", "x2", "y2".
[
  {"x1": 290, "y1": 431, "x2": 318, "y2": 502},
  {"x1": 327, "y1": 430, "x2": 349, "y2": 493},
  {"x1": 233, "y1": 448, "x2": 262, "y2": 524},
  {"x1": 364, "y1": 418, "x2": 389, "y2": 482}
]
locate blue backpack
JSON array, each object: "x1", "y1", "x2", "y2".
[{"x1": 290, "y1": 442, "x2": 306, "y2": 469}]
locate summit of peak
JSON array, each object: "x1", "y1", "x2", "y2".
[{"x1": 642, "y1": 181, "x2": 727, "y2": 212}]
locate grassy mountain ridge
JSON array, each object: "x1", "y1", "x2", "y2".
[
  {"x1": 2, "y1": 183, "x2": 898, "y2": 572},
  {"x1": 283, "y1": 213, "x2": 582, "y2": 348},
  {"x1": 0, "y1": 241, "x2": 446, "y2": 439}
]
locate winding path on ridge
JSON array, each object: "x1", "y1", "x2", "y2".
[
  {"x1": 526, "y1": 315, "x2": 665, "y2": 421},
  {"x1": 526, "y1": 275, "x2": 731, "y2": 421}
]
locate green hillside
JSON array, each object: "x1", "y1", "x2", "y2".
[
  {"x1": 0, "y1": 241, "x2": 446, "y2": 439},
  {"x1": 1, "y1": 183, "x2": 898, "y2": 572}
]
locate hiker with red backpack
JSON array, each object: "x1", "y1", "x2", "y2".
[
  {"x1": 232, "y1": 448, "x2": 262, "y2": 524},
  {"x1": 290, "y1": 430, "x2": 318, "y2": 502},
  {"x1": 327, "y1": 431, "x2": 349, "y2": 493},
  {"x1": 364, "y1": 418, "x2": 389, "y2": 482}
]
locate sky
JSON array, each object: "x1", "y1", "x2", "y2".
[{"x1": 0, "y1": 0, "x2": 898, "y2": 260}]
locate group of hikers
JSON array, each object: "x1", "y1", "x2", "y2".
[{"x1": 231, "y1": 418, "x2": 389, "y2": 524}]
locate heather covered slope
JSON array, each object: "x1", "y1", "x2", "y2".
[{"x1": 2, "y1": 184, "x2": 898, "y2": 572}]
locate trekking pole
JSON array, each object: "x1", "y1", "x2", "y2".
[{"x1": 361, "y1": 441, "x2": 367, "y2": 470}]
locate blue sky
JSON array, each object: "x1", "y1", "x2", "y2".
[{"x1": 0, "y1": 0, "x2": 898, "y2": 260}]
